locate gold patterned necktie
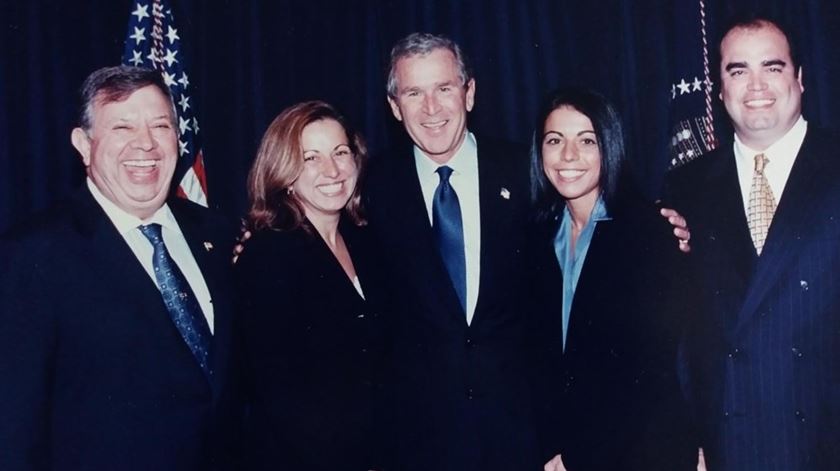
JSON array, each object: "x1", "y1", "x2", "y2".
[{"x1": 747, "y1": 153, "x2": 776, "y2": 255}]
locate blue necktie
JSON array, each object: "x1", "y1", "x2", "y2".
[
  {"x1": 139, "y1": 223, "x2": 213, "y2": 379},
  {"x1": 433, "y1": 166, "x2": 466, "y2": 313}
]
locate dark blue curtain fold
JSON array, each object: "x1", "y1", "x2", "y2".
[{"x1": 2, "y1": 0, "x2": 839, "y2": 232}]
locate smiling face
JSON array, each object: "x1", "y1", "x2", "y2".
[
  {"x1": 719, "y1": 23, "x2": 803, "y2": 150},
  {"x1": 71, "y1": 85, "x2": 178, "y2": 220},
  {"x1": 292, "y1": 118, "x2": 359, "y2": 226},
  {"x1": 541, "y1": 106, "x2": 602, "y2": 214},
  {"x1": 387, "y1": 48, "x2": 475, "y2": 164}
]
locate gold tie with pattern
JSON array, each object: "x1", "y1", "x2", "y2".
[{"x1": 747, "y1": 153, "x2": 776, "y2": 255}]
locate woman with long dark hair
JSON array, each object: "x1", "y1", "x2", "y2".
[{"x1": 531, "y1": 87, "x2": 696, "y2": 471}]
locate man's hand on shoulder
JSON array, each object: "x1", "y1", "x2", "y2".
[
  {"x1": 660, "y1": 207, "x2": 691, "y2": 253},
  {"x1": 232, "y1": 220, "x2": 252, "y2": 264}
]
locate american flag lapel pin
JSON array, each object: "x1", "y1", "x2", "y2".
[
  {"x1": 203, "y1": 241, "x2": 214, "y2": 252},
  {"x1": 500, "y1": 187, "x2": 510, "y2": 200}
]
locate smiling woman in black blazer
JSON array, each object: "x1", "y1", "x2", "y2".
[
  {"x1": 235, "y1": 101, "x2": 384, "y2": 471},
  {"x1": 531, "y1": 87, "x2": 696, "y2": 471}
]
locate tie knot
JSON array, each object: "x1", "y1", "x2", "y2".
[
  {"x1": 436, "y1": 165, "x2": 454, "y2": 182},
  {"x1": 138, "y1": 223, "x2": 164, "y2": 245},
  {"x1": 754, "y1": 153, "x2": 769, "y2": 174}
]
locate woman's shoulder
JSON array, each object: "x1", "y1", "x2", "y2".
[
  {"x1": 608, "y1": 192, "x2": 675, "y2": 248},
  {"x1": 236, "y1": 226, "x2": 316, "y2": 270}
]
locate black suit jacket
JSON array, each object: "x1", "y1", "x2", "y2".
[
  {"x1": 364, "y1": 136, "x2": 540, "y2": 471},
  {"x1": 666, "y1": 127, "x2": 840, "y2": 470},
  {"x1": 0, "y1": 188, "x2": 237, "y2": 471},
  {"x1": 234, "y1": 220, "x2": 385, "y2": 470},
  {"x1": 531, "y1": 194, "x2": 696, "y2": 471}
]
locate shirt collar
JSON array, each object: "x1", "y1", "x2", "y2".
[
  {"x1": 559, "y1": 194, "x2": 612, "y2": 223},
  {"x1": 86, "y1": 178, "x2": 179, "y2": 236},
  {"x1": 734, "y1": 115, "x2": 808, "y2": 163},
  {"x1": 413, "y1": 131, "x2": 479, "y2": 177}
]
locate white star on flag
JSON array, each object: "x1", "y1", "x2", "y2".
[
  {"x1": 162, "y1": 49, "x2": 178, "y2": 67},
  {"x1": 162, "y1": 71, "x2": 176, "y2": 87},
  {"x1": 178, "y1": 72, "x2": 189, "y2": 89},
  {"x1": 131, "y1": 3, "x2": 150, "y2": 21},
  {"x1": 179, "y1": 139, "x2": 189, "y2": 156},
  {"x1": 192, "y1": 117, "x2": 200, "y2": 135},
  {"x1": 179, "y1": 116, "x2": 192, "y2": 135},
  {"x1": 130, "y1": 50, "x2": 143, "y2": 66},
  {"x1": 692, "y1": 77, "x2": 702, "y2": 91},
  {"x1": 677, "y1": 79, "x2": 691, "y2": 95},
  {"x1": 178, "y1": 94, "x2": 190, "y2": 112},
  {"x1": 129, "y1": 27, "x2": 146, "y2": 45},
  {"x1": 166, "y1": 26, "x2": 179, "y2": 44}
]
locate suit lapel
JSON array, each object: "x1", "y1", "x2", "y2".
[
  {"x1": 735, "y1": 130, "x2": 831, "y2": 331},
  {"x1": 705, "y1": 149, "x2": 757, "y2": 288},
  {"x1": 169, "y1": 200, "x2": 230, "y2": 396},
  {"x1": 473, "y1": 145, "x2": 519, "y2": 325}
]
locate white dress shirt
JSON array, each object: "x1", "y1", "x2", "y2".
[
  {"x1": 414, "y1": 132, "x2": 481, "y2": 325},
  {"x1": 733, "y1": 116, "x2": 807, "y2": 215},
  {"x1": 87, "y1": 178, "x2": 215, "y2": 332}
]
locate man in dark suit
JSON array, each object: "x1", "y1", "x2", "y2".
[
  {"x1": 364, "y1": 33, "x2": 540, "y2": 470},
  {"x1": 667, "y1": 15, "x2": 840, "y2": 470},
  {"x1": 0, "y1": 66, "x2": 236, "y2": 470}
]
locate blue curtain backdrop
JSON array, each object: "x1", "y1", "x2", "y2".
[{"x1": 2, "y1": 0, "x2": 839, "y2": 232}]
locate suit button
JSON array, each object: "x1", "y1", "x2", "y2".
[
  {"x1": 466, "y1": 337, "x2": 474, "y2": 348},
  {"x1": 727, "y1": 348, "x2": 740, "y2": 359},
  {"x1": 795, "y1": 410, "x2": 805, "y2": 422},
  {"x1": 467, "y1": 388, "x2": 474, "y2": 400}
]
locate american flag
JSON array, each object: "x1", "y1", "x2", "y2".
[
  {"x1": 667, "y1": 0, "x2": 718, "y2": 170},
  {"x1": 122, "y1": 0, "x2": 208, "y2": 206}
]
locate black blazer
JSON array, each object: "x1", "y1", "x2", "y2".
[
  {"x1": 666, "y1": 127, "x2": 840, "y2": 470},
  {"x1": 234, "y1": 220, "x2": 385, "y2": 471},
  {"x1": 363, "y1": 136, "x2": 541, "y2": 471},
  {"x1": 0, "y1": 188, "x2": 238, "y2": 471},
  {"x1": 531, "y1": 194, "x2": 696, "y2": 471}
]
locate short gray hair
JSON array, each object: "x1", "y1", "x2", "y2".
[{"x1": 386, "y1": 32, "x2": 472, "y2": 98}]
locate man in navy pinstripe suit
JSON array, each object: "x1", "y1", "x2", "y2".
[{"x1": 667, "y1": 14, "x2": 840, "y2": 471}]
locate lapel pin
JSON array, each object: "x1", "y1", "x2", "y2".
[
  {"x1": 500, "y1": 187, "x2": 510, "y2": 200},
  {"x1": 203, "y1": 241, "x2": 214, "y2": 252}
]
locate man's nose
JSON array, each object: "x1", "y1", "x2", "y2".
[{"x1": 131, "y1": 126, "x2": 156, "y2": 151}]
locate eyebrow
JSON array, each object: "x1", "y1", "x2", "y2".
[
  {"x1": 762, "y1": 59, "x2": 787, "y2": 68},
  {"x1": 724, "y1": 61, "x2": 748, "y2": 72}
]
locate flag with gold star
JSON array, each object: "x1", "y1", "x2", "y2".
[{"x1": 122, "y1": 0, "x2": 208, "y2": 206}]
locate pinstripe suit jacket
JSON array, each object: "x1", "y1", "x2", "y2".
[{"x1": 666, "y1": 127, "x2": 840, "y2": 471}]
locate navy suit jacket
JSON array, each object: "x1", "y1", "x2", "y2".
[
  {"x1": 531, "y1": 194, "x2": 696, "y2": 471},
  {"x1": 666, "y1": 127, "x2": 840, "y2": 470},
  {"x1": 0, "y1": 188, "x2": 238, "y2": 471},
  {"x1": 364, "y1": 136, "x2": 541, "y2": 471}
]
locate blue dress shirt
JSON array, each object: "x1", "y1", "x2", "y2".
[{"x1": 553, "y1": 196, "x2": 611, "y2": 350}]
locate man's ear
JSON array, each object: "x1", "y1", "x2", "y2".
[
  {"x1": 465, "y1": 78, "x2": 476, "y2": 112},
  {"x1": 71, "y1": 128, "x2": 92, "y2": 166},
  {"x1": 797, "y1": 66, "x2": 804, "y2": 92},
  {"x1": 387, "y1": 96, "x2": 403, "y2": 122}
]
